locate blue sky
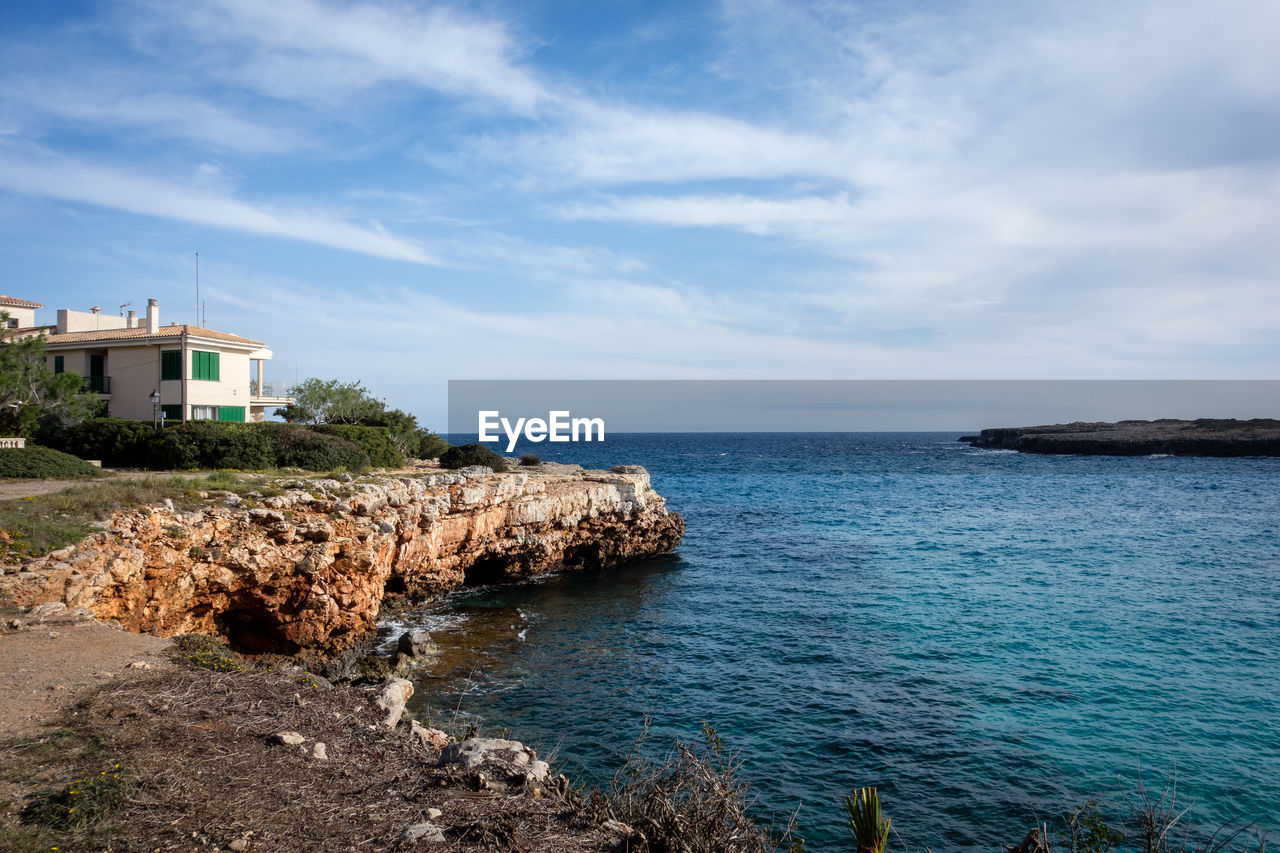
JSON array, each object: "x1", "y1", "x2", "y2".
[{"x1": 2, "y1": 0, "x2": 1277, "y2": 428}]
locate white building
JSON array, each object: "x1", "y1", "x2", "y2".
[{"x1": 1, "y1": 295, "x2": 292, "y2": 423}]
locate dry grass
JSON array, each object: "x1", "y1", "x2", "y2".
[
  {"x1": 0, "y1": 654, "x2": 623, "y2": 852},
  {"x1": 0, "y1": 471, "x2": 283, "y2": 563},
  {"x1": 596, "y1": 719, "x2": 800, "y2": 853}
]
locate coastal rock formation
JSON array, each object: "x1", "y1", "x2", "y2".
[
  {"x1": 1, "y1": 465, "x2": 683, "y2": 657},
  {"x1": 959, "y1": 418, "x2": 1280, "y2": 456}
]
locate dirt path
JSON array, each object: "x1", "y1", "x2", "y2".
[
  {"x1": 0, "y1": 470, "x2": 160, "y2": 501},
  {"x1": 0, "y1": 608, "x2": 169, "y2": 737}
]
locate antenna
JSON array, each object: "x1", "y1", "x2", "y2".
[
  {"x1": 119, "y1": 301, "x2": 131, "y2": 316},
  {"x1": 195, "y1": 252, "x2": 200, "y2": 326}
]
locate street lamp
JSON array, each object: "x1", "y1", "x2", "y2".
[{"x1": 150, "y1": 389, "x2": 160, "y2": 430}]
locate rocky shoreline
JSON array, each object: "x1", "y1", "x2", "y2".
[
  {"x1": 959, "y1": 418, "x2": 1280, "y2": 456},
  {"x1": 0, "y1": 462, "x2": 684, "y2": 672}
]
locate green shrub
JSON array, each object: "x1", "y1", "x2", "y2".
[
  {"x1": 21, "y1": 765, "x2": 126, "y2": 831},
  {"x1": 519, "y1": 453, "x2": 541, "y2": 466},
  {"x1": 149, "y1": 422, "x2": 277, "y2": 470},
  {"x1": 270, "y1": 424, "x2": 370, "y2": 471},
  {"x1": 844, "y1": 787, "x2": 890, "y2": 853},
  {"x1": 40, "y1": 417, "x2": 155, "y2": 467},
  {"x1": 438, "y1": 443, "x2": 508, "y2": 472},
  {"x1": 411, "y1": 429, "x2": 450, "y2": 460},
  {"x1": 311, "y1": 424, "x2": 404, "y2": 468},
  {"x1": 168, "y1": 634, "x2": 245, "y2": 672},
  {"x1": 0, "y1": 446, "x2": 100, "y2": 479}
]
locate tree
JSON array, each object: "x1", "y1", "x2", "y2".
[
  {"x1": 279, "y1": 379, "x2": 384, "y2": 425},
  {"x1": 0, "y1": 315, "x2": 98, "y2": 437},
  {"x1": 276, "y1": 377, "x2": 449, "y2": 459}
]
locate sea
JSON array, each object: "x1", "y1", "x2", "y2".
[{"x1": 387, "y1": 433, "x2": 1280, "y2": 849}]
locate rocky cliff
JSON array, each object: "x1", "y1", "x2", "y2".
[
  {"x1": 959, "y1": 418, "x2": 1280, "y2": 456},
  {"x1": 1, "y1": 464, "x2": 683, "y2": 658}
]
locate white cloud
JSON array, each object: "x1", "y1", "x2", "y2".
[
  {"x1": 0, "y1": 82, "x2": 299, "y2": 153},
  {"x1": 0, "y1": 149, "x2": 438, "y2": 265},
  {"x1": 154, "y1": 0, "x2": 549, "y2": 112}
]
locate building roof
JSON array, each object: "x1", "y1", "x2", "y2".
[
  {"x1": 0, "y1": 295, "x2": 43, "y2": 309},
  {"x1": 44, "y1": 324, "x2": 265, "y2": 347}
]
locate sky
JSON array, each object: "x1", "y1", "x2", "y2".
[{"x1": 1, "y1": 0, "x2": 1278, "y2": 429}]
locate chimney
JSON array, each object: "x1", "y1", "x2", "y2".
[
  {"x1": 126, "y1": 310, "x2": 137, "y2": 329},
  {"x1": 146, "y1": 298, "x2": 159, "y2": 333}
]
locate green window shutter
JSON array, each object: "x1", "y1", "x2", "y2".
[
  {"x1": 191, "y1": 350, "x2": 221, "y2": 381},
  {"x1": 161, "y1": 350, "x2": 181, "y2": 380},
  {"x1": 160, "y1": 404, "x2": 182, "y2": 422},
  {"x1": 218, "y1": 406, "x2": 246, "y2": 422},
  {"x1": 53, "y1": 355, "x2": 64, "y2": 374}
]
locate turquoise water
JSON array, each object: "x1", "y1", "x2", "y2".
[{"x1": 400, "y1": 433, "x2": 1280, "y2": 848}]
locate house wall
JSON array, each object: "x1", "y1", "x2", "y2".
[
  {"x1": 4, "y1": 306, "x2": 37, "y2": 328},
  {"x1": 47, "y1": 340, "x2": 258, "y2": 422},
  {"x1": 56, "y1": 309, "x2": 129, "y2": 334},
  {"x1": 106, "y1": 345, "x2": 165, "y2": 420}
]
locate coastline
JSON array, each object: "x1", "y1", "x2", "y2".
[{"x1": 959, "y1": 418, "x2": 1280, "y2": 456}]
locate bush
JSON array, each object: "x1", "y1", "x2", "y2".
[
  {"x1": 149, "y1": 422, "x2": 277, "y2": 470},
  {"x1": 311, "y1": 424, "x2": 404, "y2": 468},
  {"x1": 602, "y1": 721, "x2": 796, "y2": 853},
  {"x1": 410, "y1": 429, "x2": 450, "y2": 460},
  {"x1": 519, "y1": 453, "x2": 541, "y2": 466},
  {"x1": 438, "y1": 443, "x2": 508, "y2": 472},
  {"x1": 42, "y1": 417, "x2": 155, "y2": 467},
  {"x1": 270, "y1": 424, "x2": 370, "y2": 471},
  {"x1": 0, "y1": 446, "x2": 100, "y2": 479}
]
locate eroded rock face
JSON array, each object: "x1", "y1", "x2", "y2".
[{"x1": 2, "y1": 466, "x2": 683, "y2": 656}]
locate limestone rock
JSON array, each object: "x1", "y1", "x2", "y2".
[
  {"x1": 437, "y1": 737, "x2": 550, "y2": 788},
  {"x1": 402, "y1": 821, "x2": 446, "y2": 843},
  {"x1": 375, "y1": 678, "x2": 413, "y2": 728},
  {"x1": 0, "y1": 466, "x2": 683, "y2": 658},
  {"x1": 271, "y1": 731, "x2": 305, "y2": 746},
  {"x1": 396, "y1": 629, "x2": 438, "y2": 658},
  {"x1": 409, "y1": 720, "x2": 449, "y2": 750}
]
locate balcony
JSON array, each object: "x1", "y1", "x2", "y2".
[
  {"x1": 84, "y1": 375, "x2": 111, "y2": 394},
  {"x1": 250, "y1": 378, "x2": 293, "y2": 407}
]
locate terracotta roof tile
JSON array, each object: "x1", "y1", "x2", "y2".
[
  {"x1": 0, "y1": 295, "x2": 43, "y2": 309},
  {"x1": 44, "y1": 325, "x2": 265, "y2": 347}
]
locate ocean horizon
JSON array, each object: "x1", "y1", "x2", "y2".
[{"x1": 390, "y1": 432, "x2": 1280, "y2": 848}]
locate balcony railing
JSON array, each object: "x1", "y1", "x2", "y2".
[{"x1": 84, "y1": 375, "x2": 111, "y2": 394}]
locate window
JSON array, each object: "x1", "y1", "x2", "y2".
[
  {"x1": 191, "y1": 405, "x2": 218, "y2": 420},
  {"x1": 191, "y1": 350, "x2": 220, "y2": 381},
  {"x1": 53, "y1": 355, "x2": 64, "y2": 374},
  {"x1": 218, "y1": 406, "x2": 246, "y2": 422},
  {"x1": 160, "y1": 404, "x2": 182, "y2": 422},
  {"x1": 161, "y1": 350, "x2": 181, "y2": 381},
  {"x1": 7, "y1": 318, "x2": 17, "y2": 329}
]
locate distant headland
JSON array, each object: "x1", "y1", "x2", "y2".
[{"x1": 959, "y1": 418, "x2": 1280, "y2": 456}]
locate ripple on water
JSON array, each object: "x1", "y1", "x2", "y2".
[{"x1": 396, "y1": 434, "x2": 1280, "y2": 849}]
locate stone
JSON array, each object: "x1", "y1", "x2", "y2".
[
  {"x1": 0, "y1": 469, "x2": 683, "y2": 659},
  {"x1": 426, "y1": 808, "x2": 443, "y2": 820},
  {"x1": 229, "y1": 839, "x2": 249, "y2": 852},
  {"x1": 409, "y1": 720, "x2": 450, "y2": 750},
  {"x1": 313, "y1": 742, "x2": 328, "y2": 760},
  {"x1": 375, "y1": 678, "x2": 413, "y2": 728},
  {"x1": 127, "y1": 661, "x2": 151, "y2": 670},
  {"x1": 6, "y1": 619, "x2": 19, "y2": 629},
  {"x1": 270, "y1": 731, "x2": 305, "y2": 746},
  {"x1": 437, "y1": 738, "x2": 550, "y2": 788},
  {"x1": 401, "y1": 822, "x2": 446, "y2": 843},
  {"x1": 396, "y1": 630, "x2": 438, "y2": 658},
  {"x1": 31, "y1": 602, "x2": 67, "y2": 618}
]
